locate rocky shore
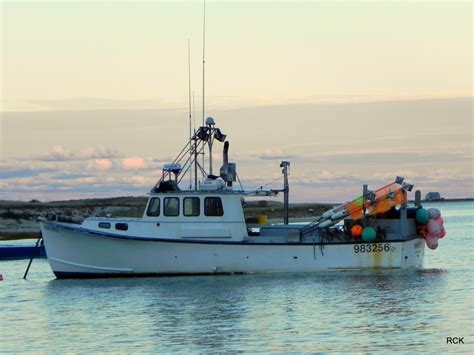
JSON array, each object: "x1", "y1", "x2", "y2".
[{"x1": 0, "y1": 197, "x2": 147, "y2": 240}]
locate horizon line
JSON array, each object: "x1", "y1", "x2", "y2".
[{"x1": 1, "y1": 93, "x2": 472, "y2": 114}]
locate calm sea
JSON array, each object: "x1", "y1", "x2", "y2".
[{"x1": 1, "y1": 202, "x2": 472, "y2": 353}]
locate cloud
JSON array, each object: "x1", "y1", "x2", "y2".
[
  {"x1": 35, "y1": 145, "x2": 122, "y2": 162},
  {"x1": 12, "y1": 177, "x2": 35, "y2": 185},
  {"x1": 23, "y1": 97, "x2": 168, "y2": 112},
  {"x1": 88, "y1": 159, "x2": 113, "y2": 170},
  {"x1": 1, "y1": 98, "x2": 472, "y2": 202},
  {"x1": 120, "y1": 156, "x2": 167, "y2": 171},
  {"x1": 122, "y1": 157, "x2": 146, "y2": 169},
  {"x1": 130, "y1": 175, "x2": 146, "y2": 186},
  {"x1": 0, "y1": 160, "x2": 157, "y2": 201},
  {"x1": 76, "y1": 147, "x2": 123, "y2": 160},
  {"x1": 47, "y1": 145, "x2": 70, "y2": 161},
  {"x1": 0, "y1": 167, "x2": 54, "y2": 179},
  {"x1": 255, "y1": 149, "x2": 295, "y2": 160},
  {"x1": 372, "y1": 171, "x2": 420, "y2": 182},
  {"x1": 318, "y1": 169, "x2": 334, "y2": 180},
  {"x1": 50, "y1": 173, "x2": 92, "y2": 180}
]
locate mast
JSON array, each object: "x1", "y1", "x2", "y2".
[
  {"x1": 201, "y1": 0, "x2": 206, "y2": 171},
  {"x1": 188, "y1": 39, "x2": 192, "y2": 190}
]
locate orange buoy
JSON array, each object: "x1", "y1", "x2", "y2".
[{"x1": 350, "y1": 224, "x2": 363, "y2": 238}]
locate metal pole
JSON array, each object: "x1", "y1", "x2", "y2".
[
  {"x1": 194, "y1": 137, "x2": 198, "y2": 189},
  {"x1": 281, "y1": 161, "x2": 290, "y2": 225},
  {"x1": 208, "y1": 135, "x2": 213, "y2": 175},
  {"x1": 414, "y1": 190, "x2": 422, "y2": 207},
  {"x1": 362, "y1": 184, "x2": 368, "y2": 218},
  {"x1": 23, "y1": 232, "x2": 42, "y2": 279}
]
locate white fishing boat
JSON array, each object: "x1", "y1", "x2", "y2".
[{"x1": 39, "y1": 118, "x2": 446, "y2": 278}]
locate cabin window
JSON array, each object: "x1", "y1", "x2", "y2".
[
  {"x1": 164, "y1": 197, "x2": 180, "y2": 216},
  {"x1": 184, "y1": 197, "x2": 200, "y2": 217},
  {"x1": 98, "y1": 222, "x2": 111, "y2": 229},
  {"x1": 204, "y1": 197, "x2": 224, "y2": 216},
  {"x1": 146, "y1": 197, "x2": 161, "y2": 217},
  {"x1": 115, "y1": 223, "x2": 128, "y2": 231}
]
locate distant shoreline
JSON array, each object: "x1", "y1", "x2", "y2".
[
  {"x1": 1, "y1": 197, "x2": 472, "y2": 206},
  {"x1": 416, "y1": 198, "x2": 474, "y2": 203}
]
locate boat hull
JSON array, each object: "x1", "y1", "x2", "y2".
[{"x1": 40, "y1": 221, "x2": 425, "y2": 278}]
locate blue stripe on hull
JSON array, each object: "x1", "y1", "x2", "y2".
[{"x1": 54, "y1": 271, "x2": 247, "y2": 279}]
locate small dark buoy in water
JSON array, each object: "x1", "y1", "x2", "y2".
[{"x1": 0, "y1": 274, "x2": 4, "y2": 281}]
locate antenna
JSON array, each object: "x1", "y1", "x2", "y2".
[
  {"x1": 188, "y1": 39, "x2": 192, "y2": 190},
  {"x1": 193, "y1": 90, "x2": 197, "y2": 189},
  {"x1": 201, "y1": 0, "x2": 206, "y2": 171},
  {"x1": 193, "y1": 91, "x2": 196, "y2": 133}
]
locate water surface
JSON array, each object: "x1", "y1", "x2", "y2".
[{"x1": 1, "y1": 202, "x2": 472, "y2": 352}]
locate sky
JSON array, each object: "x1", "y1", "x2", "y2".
[{"x1": 0, "y1": 0, "x2": 472, "y2": 202}]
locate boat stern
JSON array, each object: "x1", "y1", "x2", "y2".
[{"x1": 401, "y1": 237, "x2": 425, "y2": 268}]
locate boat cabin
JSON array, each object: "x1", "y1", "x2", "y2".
[{"x1": 142, "y1": 191, "x2": 248, "y2": 241}]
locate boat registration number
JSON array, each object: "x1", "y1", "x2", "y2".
[{"x1": 354, "y1": 243, "x2": 391, "y2": 253}]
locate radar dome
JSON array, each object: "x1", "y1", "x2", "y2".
[{"x1": 206, "y1": 117, "x2": 215, "y2": 126}]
